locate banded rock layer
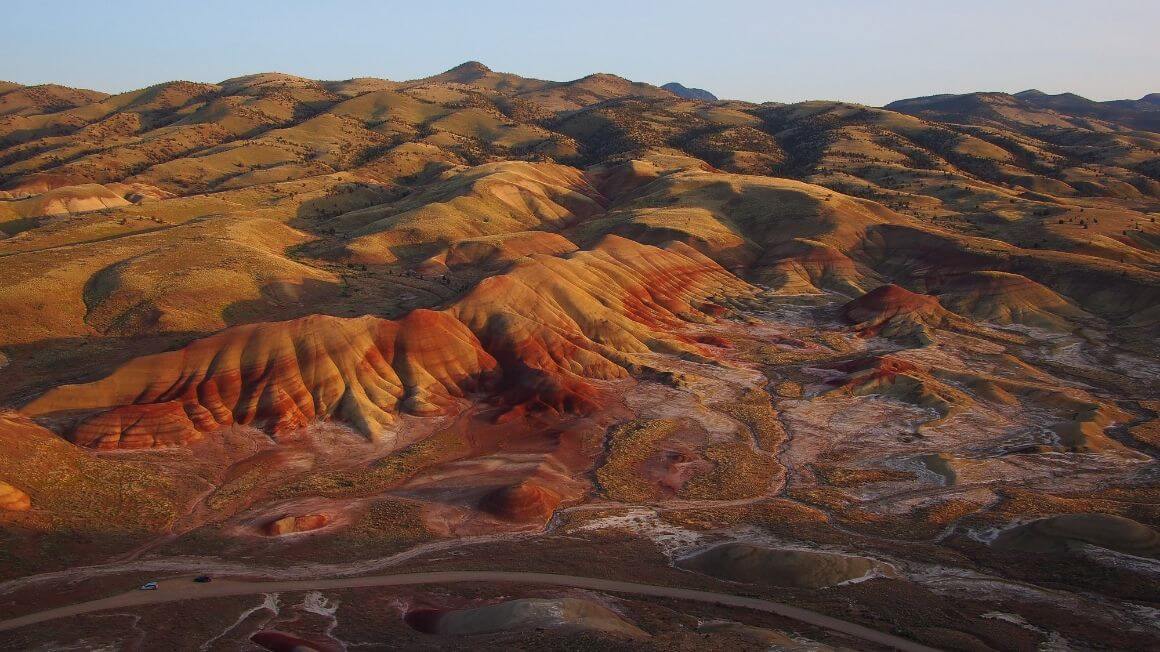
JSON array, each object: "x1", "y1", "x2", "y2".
[{"x1": 25, "y1": 310, "x2": 497, "y2": 448}]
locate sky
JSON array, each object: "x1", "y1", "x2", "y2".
[{"x1": 2, "y1": 0, "x2": 1157, "y2": 105}]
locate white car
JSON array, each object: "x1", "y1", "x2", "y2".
[{"x1": 139, "y1": 581, "x2": 158, "y2": 591}]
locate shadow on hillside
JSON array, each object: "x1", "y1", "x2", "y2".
[
  {"x1": 0, "y1": 331, "x2": 206, "y2": 409},
  {"x1": 288, "y1": 180, "x2": 402, "y2": 238},
  {"x1": 219, "y1": 277, "x2": 342, "y2": 327},
  {"x1": 0, "y1": 264, "x2": 475, "y2": 412}
]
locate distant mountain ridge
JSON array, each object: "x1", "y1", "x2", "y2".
[
  {"x1": 887, "y1": 89, "x2": 1160, "y2": 131},
  {"x1": 0, "y1": 61, "x2": 1155, "y2": 200},
  {"x1": 662, "y1": 82, "x2": 717, "y2": 101}
]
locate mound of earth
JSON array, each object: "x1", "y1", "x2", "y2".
[
  {"x1": 1, "y1": 183, "x2": 131, "y2": 219},
  {"x1": 993, "y1": 514, "x2": 1160, "y2": 557},
  {"x1": 0, "y1": 411, "x2": 188, "y2": 541},
  {"x1": 1, "y1": 173, "x2": 95, "y2": 198},
  {"x1": 264, "y1": 513, "x2": 329, "y2": 536},
  {"x1": 405, "y1": 598, "x2": 647, "y2": 638},
  {"x1": 758, "y1": 238, "x2": 873, "y2": 295},
  {"x1": 0, "y1": 480, "x2": 30, "y2": 511},
  {"x1": 584, "y1": 161, "x2": 902, "y2": 273},
  {"x1": 24, "y1": 310, "x2": 498, "y2": 448},
  {"x1": 105, "y1": 182, "x2": 171, "y2": 203},
  {"x1": 478, "y1": 480, "x2": 562, "y2": 523},
  {"x1": 1049, "y1": 404, "x2": 1136, "y2": 455},
  {"x1": 828, "y1": 355, "x2": 971, "y2": 418},
  {"x1": 830, "y1": 355, "x2": 920, "y2": 383},
  {"x1": 77, "y1": 221, "x2": 338, "y2": 337},
  {"x1": 932, "y1": 271, "x2": 1087, "y2": 330},
  {"x1": 842, "y1": 284, "x2": 959, "y2": 342},
  {"x1": 678, "y1": 542, "x2": 893, "y2": 588}
]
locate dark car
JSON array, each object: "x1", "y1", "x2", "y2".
[{"x1": 193, "y1": 575, "x2": 212, "y2": 583}]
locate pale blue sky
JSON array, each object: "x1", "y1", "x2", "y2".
[{"x1": 2, "y1": 0, "x2": 1157, "y2": 105}]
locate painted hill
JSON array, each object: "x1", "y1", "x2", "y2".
[{"x1": 24, "y1": 235, "x2": 751, "y2": 448}]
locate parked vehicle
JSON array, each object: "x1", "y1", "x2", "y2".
[
  {"x1": 193, "y1": 575, "x2": 212, "y2": 583},
  {"x1": 139, "y1": 581, "x2": 158, "y2": 591}
]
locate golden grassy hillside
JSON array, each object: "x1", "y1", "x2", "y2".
[{"x1": 0, "y1": 62, "x2": 1155, "y2": 402}]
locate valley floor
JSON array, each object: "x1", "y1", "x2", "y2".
[{"x1": 1, "y1": 292, "x2": 1157, "y2": 651}]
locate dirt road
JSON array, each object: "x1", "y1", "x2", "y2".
[{"x1": 0, "y1": 570, "x2": 939, "y2": 651}]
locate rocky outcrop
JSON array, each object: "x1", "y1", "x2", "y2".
[
  {"x1": 264, "y1": 513, "x2": 329, "y2": 536},
  {"x1": 478, "y1": 480, "x2": 561, "y2": 523},
  {"x1": 0, "y1": 480, "x2": 30, "y2": 511},
  {"x1": 994, "y1": 514, "x2": 1160, "y2": 557},
  {"x1": 842, "y1": 284, "x2": 958, "y2": 342}
]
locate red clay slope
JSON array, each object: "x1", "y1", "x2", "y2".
[
  {"x1": 24, "y1": 236, "x2": 754, "y2": 448},
  {"x1": 24, "y1": 310, "x2": 497, "y2": 448}
]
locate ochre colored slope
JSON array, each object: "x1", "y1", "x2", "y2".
[
  {"x1": 0, "y1": 213, "x2": 338, "y2": 347},
  {"x1": 931, "y1": 270, "x2": 1089, "y2": 330},
  {"x1": 341, "y1": 161, "x2": 604, "y2": 264}
]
